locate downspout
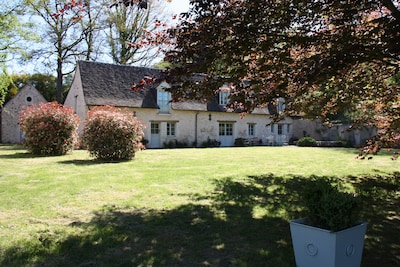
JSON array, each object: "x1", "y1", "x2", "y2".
[{"x1": 195, "y1": 111, "x2": 199, "y2": 147}]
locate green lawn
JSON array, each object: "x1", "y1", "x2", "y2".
[{"x1": 0, "y1": 145, "x2": 399, "y2": 266}]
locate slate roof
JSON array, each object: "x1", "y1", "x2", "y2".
[
  {"x1": 77, "y1": 61, "x2": 269, "y2": 114},
  {"x1": 78, "y1": 61, "x2": 161, "y2": 108}
]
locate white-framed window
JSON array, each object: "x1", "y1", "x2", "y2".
[
  {"x1": 166, "y1": 122, "x2": 176, "y2": 136},
  {"x1": 248, "y1": 123, "x2": 255, "y2": 136},
  {"x1": 271, "y1": 123, "x2": 275, "y2": 133},
  {"x1": 151, "y1": 123, "x2": 160, "y2": 134},
  {"x1": 277, "y1": 97, "x2": 285, "y2": 113},
  {"x1": 219, "y1": 123, "x2": 233, "y2": 136},
  {"x1": 219, "y1": 91, "x2": 229, "y2": 106},
  {"x1": 287, "y1": 124, "x2": 292, "y2": 134},
  {"x1": 157, "y1": 89, "x2": 170, "y2": 114}
]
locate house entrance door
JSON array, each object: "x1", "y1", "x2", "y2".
[{"x1": 150, "y1": 122, "x2": 161, "y2": 148}]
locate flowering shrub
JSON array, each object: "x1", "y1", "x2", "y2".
[
  {"x1": 82, "y1": 106, "x2": 145, "y2": 161},
  {"x1": 19, "y1": 102, "x2": 80, "y2": 155}
]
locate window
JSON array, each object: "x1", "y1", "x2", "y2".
[
  {"x1": 26, "y1": 96, "x2": 33, "y2": 104},
  {"x1": 271, "y1": 123, "x2": 275, "y2": 133},
  {"x1": 151, "y1": 123, "x2": 159, "y2": 134},
  {"x1": 277, "y1": 98, "x2": 285, "y2": 113},
  {"x1": 219, "y1": 91, "x2": 229, "y2": 106},
  {"x1": 248, "y1": 123, "x2": 255, "y2": 136},
  {"x1": 219, "y1": 123, "x2": 233, "y2": 136},
  {"x1": 278, "y1": 124, "x2": 283, "y2": 135},
  {"x1": 157, "y1": 89, "x2": 170, "y2": 113},
  {"x1": 287, "y1": 124, "x2": 292, "y2": 134},
  {"x1": 167, "y1": 122, "x2": 176, "y2": 136}
]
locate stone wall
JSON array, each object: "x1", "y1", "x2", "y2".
[{"x1": 1, "y1": 85, "x2": 47, "y2": 143}]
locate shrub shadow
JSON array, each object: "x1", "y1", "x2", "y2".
[
  {"x1": 1, "y1": 173, "x2": 399, "y2": 266},
  {"x1": 59, "y1": 158, "x2": 131, "y2": 166},
  {"x1": 0, "y1": 152, "x2": 51, "y2": 159}
]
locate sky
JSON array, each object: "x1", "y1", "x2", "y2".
[{"x1": 165, "y1": 0, "x2": 190, "y2": 15}]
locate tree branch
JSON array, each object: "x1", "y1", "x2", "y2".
[{"x1": 381, "y1": 0, "x2": 400, "y2": 21}]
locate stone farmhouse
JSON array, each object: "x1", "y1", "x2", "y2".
[
  {"x1": 0, "y1": 84, "x2": 47, "y2": 143},
  {"x1": 64, "y1": 61, "x2": 294, "y2": 148}
]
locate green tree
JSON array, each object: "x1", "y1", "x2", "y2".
[
  {"x1": 0, "y1": 69, "x2": 13, "y2": 107},
  {"x1": 0, "y1": 2, "x2": 33, "y2": 64},
  {"x1": 165, "y1": 0, "x2": 399, "y2": 148},
  {"x1": 24, "y1": 0, "x2": 92, "y2": 103},
  {"x1": 0, "y1": 1, "x2": 37, "y2": 106}
]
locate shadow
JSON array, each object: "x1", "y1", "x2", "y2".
[
  {"x1": 0, "y1": 145, "x2": 70, "y2": 159},
  {"x1": 1, "y1": 173, "x2": 399, "y2": 266},
  {"x1": 351, "y1": 172, "x2": 400, "y2": 267},
  {"x1": 0, "y1": 152, "x2": 50, "y2": 159},
  {"x1": 0, "y1": 144, "x2": 25, "y2": 150},
  {"x1": 59, "y1": 159, "x2": 131, "y2": 166},
  {"x1": 59, "y1": 159, "x2": 106, "y2": 166}
]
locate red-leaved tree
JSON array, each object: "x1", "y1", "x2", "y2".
[{"x1": 163, "y1": 0, "x2": 399, "y2": 158}]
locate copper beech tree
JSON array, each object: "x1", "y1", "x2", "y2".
[
  {"x1": 162, "y1": 0, "x2": 399, "y2": 157},
  {"x1": 50, "y1": 0, "x2": 399, "y2": 157}
]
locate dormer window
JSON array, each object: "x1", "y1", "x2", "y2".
[
  {"x1": 277, "y1": 97, "x2": 285, "y2": 114},
  {"x1": 219, "y1": 91, "x2": 229, "y2": 106},
  {"x1": 219, "y1": 85, "x2": 231, "y2": 106},
  {"x1": 157, "y1": 82, "x2": 171, "y2": 114}
]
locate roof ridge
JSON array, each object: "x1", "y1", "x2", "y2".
[{"x1": 77, "y1": 60, "x2": 163, "y2": 71}]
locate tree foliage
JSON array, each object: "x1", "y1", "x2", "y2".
[
  {"x1": 106, "y1": 0, "x2": 168, "y2": 65},
  {"x1": 165, "y1": 0, "x2": 400, "y2": 149},
  {"x1": 0, "y1": 2, "x2": 37, "y2": 106},
  {"x1": 0, "y1": 68, "x2": 13, "y2": 107},
  {"x1": 24, "y1": 0, "x2": 93, "y2": 103},
  {"x1": 0, "y1": 2, "x2": 36, "y2": 64}
]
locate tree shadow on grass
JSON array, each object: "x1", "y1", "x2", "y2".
[
  {"x1": 0, "y1": 173, "x2": 399, "y2": 267},
  {"x1": 351, "y1": 172, "x2": 400, "y2": 267}
]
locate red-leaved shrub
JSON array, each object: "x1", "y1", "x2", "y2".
[
  {"x1": 82, "y1": 106, "x2": 145, "y2": 161},
  {"x1": 19, "y1": 102, "x2": 80, "y2": 155}
]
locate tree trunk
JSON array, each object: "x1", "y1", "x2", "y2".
[{"x1": 56, "y1": 55, "x2": 63, "y2": 103}]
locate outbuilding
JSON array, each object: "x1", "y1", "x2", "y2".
[{"x1": 1, "y1": 84, "x2": 47, "y2": 143}]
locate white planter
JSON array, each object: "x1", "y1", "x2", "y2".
[{"x1": 290, "y1": 218, "x2": 368, "y2": 267}]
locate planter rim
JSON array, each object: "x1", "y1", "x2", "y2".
[{"x1": 290, "y1": 218, "x2": 368, "y2": 233}]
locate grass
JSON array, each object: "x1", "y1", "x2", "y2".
[{"x1": 0, "y1": 145, "x2": 399, "y2": 266}]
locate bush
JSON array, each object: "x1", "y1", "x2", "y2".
[
  {"x1": 297, "y1": 136, "x2": 317, "y2": 147},
  {"x1": 234, "y1": 138, "x2": 249, "y2": 147},
  {"x1": 19, "y1": 102, "x2": 79, "y2": 155},
  {"x1": 303, "y1": 178, "x2": 361, "y2": 231},
  {"x1": 201, "y1": 138, "x2": 221, "y2": 148},
  {"x1": 163, "y1": 139, "x2": 188, "y2": 148},
  {"x1": 82, "y1": 106, "x2": 145, "y2": 161}
]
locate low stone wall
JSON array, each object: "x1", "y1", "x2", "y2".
[{"x1": 316, "y1": 141, "x2": 346, "y2": 147}]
